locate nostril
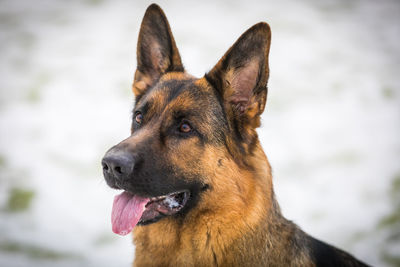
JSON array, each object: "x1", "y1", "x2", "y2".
[
  {"x1": 102, "y1": 161, "x2": 109, "y2": 172},
  {"x1": 101, "y1": 160, "x2": 110, "y2": 172},
  {"x1": 114, "y1": 166, "x2": 123, "y2": 174}
]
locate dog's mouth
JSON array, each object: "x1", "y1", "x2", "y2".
[{"x1": 111, "y1": 190, "x2": 190, "y2": 236}]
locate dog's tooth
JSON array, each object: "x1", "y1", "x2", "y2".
[{"x1": 163, "y1": 196, "x2": 180, "y2": 209}]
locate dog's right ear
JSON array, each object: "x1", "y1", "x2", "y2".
[{"x1": 133, "y1": 4, "x2": 184, "y2": 98}]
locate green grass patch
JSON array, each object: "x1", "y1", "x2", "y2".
[
  {"x1": 6, "y1": 188, "x2": 35, "y2": 212},
  {"x1": 382, "y1": 86, "x2": 395, "y2": 99},
  {"x1": 378, "y1": 210, "x2": 400, "y2": 229},
  {"x1": 391, "y1": 173, "x2": 400, "y2": 199},
  {"x1": 27, "y1": 87, "x2": 40, "y2": 103},
  {"x1": 378, "y1": 174, "x2": 400, "y2": 229},
  {"x1": 0, "y1": 241, "x2": 81, "y2": 260},
  {"x1": 381, "y1": 251, "x2": 400, "y2": 267},
  {"x1": 378, "y1": 173, "x2": 400, "y2": 266},
  {"x1": 26, "y1": 72, "x2": 51, "y2": 104}
]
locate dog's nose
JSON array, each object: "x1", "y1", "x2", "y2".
[{"x1": 102, "y1": 151, "x2": 135, "y2": 181}]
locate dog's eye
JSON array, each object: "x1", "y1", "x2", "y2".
[
  {"x1": 179, "y1": 122, "x2": 192, "y2": 133},
  {"x1": 135, "y1": 112, "x2": 143, "y2": 124}
]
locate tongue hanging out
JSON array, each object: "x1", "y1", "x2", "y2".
[
  {"x1": 111, "y1": 190, "x2": 190, "y2": 236},
  {"x1": 111, "y1": 191, "x2": 149, "y2": 235}
]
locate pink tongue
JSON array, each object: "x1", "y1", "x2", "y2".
[{"x1": 111, "y1": 191, "x2": 149, "y2": 235}]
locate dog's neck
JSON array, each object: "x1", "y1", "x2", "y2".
[{"x1": 132, "y1": 141, "x2": 311, "y2": 266}]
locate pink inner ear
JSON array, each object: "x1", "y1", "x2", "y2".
[{"x1": 229, "y1": 60, "x2": 259, "y2": 109}]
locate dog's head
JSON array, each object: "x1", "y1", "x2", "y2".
[{"x1": 102, "y1": 4, "x2": 271, "y2": 235}]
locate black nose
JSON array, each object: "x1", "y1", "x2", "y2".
[{"x1": 102, "y1": 151, "x2": 135, "y2": 181}]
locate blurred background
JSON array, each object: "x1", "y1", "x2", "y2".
[{"x1": 0, "y1": 0, "x2": 399, "y2": 266}]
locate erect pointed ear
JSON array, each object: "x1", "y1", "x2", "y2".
[
  {"x1": 132, "y1": 4, "x2": 184, "y2": 97},
  {"x1": 206, "y1": 22, "x2": 271, "y2": 128}
]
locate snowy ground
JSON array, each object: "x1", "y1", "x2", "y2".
[{"x1": 0, "y1": 0, "x2": 399, "y2": 266}]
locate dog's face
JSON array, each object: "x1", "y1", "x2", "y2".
[{"x1": 102, "y1": 4, "x2": 271, "y2": 235}]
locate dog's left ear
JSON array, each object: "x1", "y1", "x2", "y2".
[
  {"x1": 206, "y1": 22, "x2": 271, "y2": 128},
  {"x1": 133, "y1": 4, "x2": 184, "y2": 97}
]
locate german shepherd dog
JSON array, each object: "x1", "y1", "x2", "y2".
[{"x1": 102, "y1": 4, "x2": 370, "y2": 267}]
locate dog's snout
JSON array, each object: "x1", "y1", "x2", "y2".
[{"x1": 102, "y1": 151, "x2": 135, "y2": 181}]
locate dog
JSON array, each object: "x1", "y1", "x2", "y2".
[{"x1": 101, "y1": 4, "x2": 370, "y2": 266}]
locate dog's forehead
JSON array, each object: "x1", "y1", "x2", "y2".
[{"x1": 136, "y1": 75, "x2": 214, "y2": 114}]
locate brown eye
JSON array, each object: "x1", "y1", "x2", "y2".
[
  {"x1": 135, "y1": 113, "x2": 143, "y2": 124},
  {"x1": 179, "y1": 122, "x2": 192, "y2": 133}
]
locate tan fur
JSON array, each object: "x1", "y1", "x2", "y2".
[{"x1": 133, "y1": 139, "x2": 315, "y2": 266}]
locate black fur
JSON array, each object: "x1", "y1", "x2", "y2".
[{"x1": 309, "y1": 237, "x2": 370, "y2": 267}]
